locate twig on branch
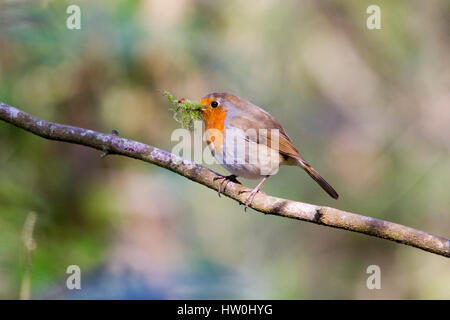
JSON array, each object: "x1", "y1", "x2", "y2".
[{"x1": 1, "y1": 102, "x2": 449, "y2": 258}]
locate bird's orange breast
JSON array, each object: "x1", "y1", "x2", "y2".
[
  {"x1": 202, "y1": 108, "x2": 227, "y2": 132},
  {"x1": 200, "y1": 97, "x2": 227, "y2": 154}
]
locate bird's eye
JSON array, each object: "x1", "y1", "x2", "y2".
[{"x1": 211, "y1": 101, "x2": 219, "y2": 108}]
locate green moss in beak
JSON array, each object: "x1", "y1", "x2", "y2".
[{"x1": 165, "y1": 91, "x2": 203, "y2": 130}]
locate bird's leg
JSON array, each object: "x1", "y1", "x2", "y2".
[
  {"x1": 238, "y1": 175, "x2": 270, "y2": 211},
  {"x1": 213, "y1": 174, "x2": 241, "y2": 197}
]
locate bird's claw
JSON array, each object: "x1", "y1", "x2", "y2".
[
  {"x1": 213, "y1": 175, "x2": 240, "y2": 197},
  {"x1": 239, "y1": 188, "x2": 262, "y2": 211}
]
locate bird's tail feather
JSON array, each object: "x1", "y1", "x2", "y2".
[{"x1": 297, "y1": 160, "x2": 339, "y2": 199}]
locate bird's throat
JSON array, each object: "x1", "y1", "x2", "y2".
[{"x1": 202, "y1": 108, "x2": 227, "y2": 152}]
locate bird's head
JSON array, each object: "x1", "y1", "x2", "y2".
[{"x1": 199, "y1": 92, "x2": 241, "y2": 130}]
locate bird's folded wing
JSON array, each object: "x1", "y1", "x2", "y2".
[{"x1": 229, "y1": 115, "x2": 303, "y2": 161}]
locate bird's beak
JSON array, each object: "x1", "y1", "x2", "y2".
[{"x1": 199, "y1": 98, "x2": 208, "y2": 110}]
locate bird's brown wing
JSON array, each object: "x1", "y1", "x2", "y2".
[{"x1": 228, "y1": 114, "x2": 304, "y2": 161}]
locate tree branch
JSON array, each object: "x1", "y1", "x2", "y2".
[{"x1": 1, "y1": 102, "x2": 449, "y2": 258}]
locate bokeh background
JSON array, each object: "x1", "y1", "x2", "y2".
[{"x1": 0, "y1": 0, "x2": 449, "y2": 299}]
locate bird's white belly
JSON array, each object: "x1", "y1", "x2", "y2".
[{"x1": 210, "y1": 127, "x2": 282, "y2": 179}]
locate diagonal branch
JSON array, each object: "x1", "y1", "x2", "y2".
[{"x1": 1, "y1": 102, "x2": 449, "y2": 258}]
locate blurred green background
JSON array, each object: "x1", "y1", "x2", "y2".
[{"x1": 0, "y1": 0, "x2": 449, "y2": 299}]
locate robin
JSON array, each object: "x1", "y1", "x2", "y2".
[{"x1": 200, "y1": 92, "x2": 338, "y2": 210}]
